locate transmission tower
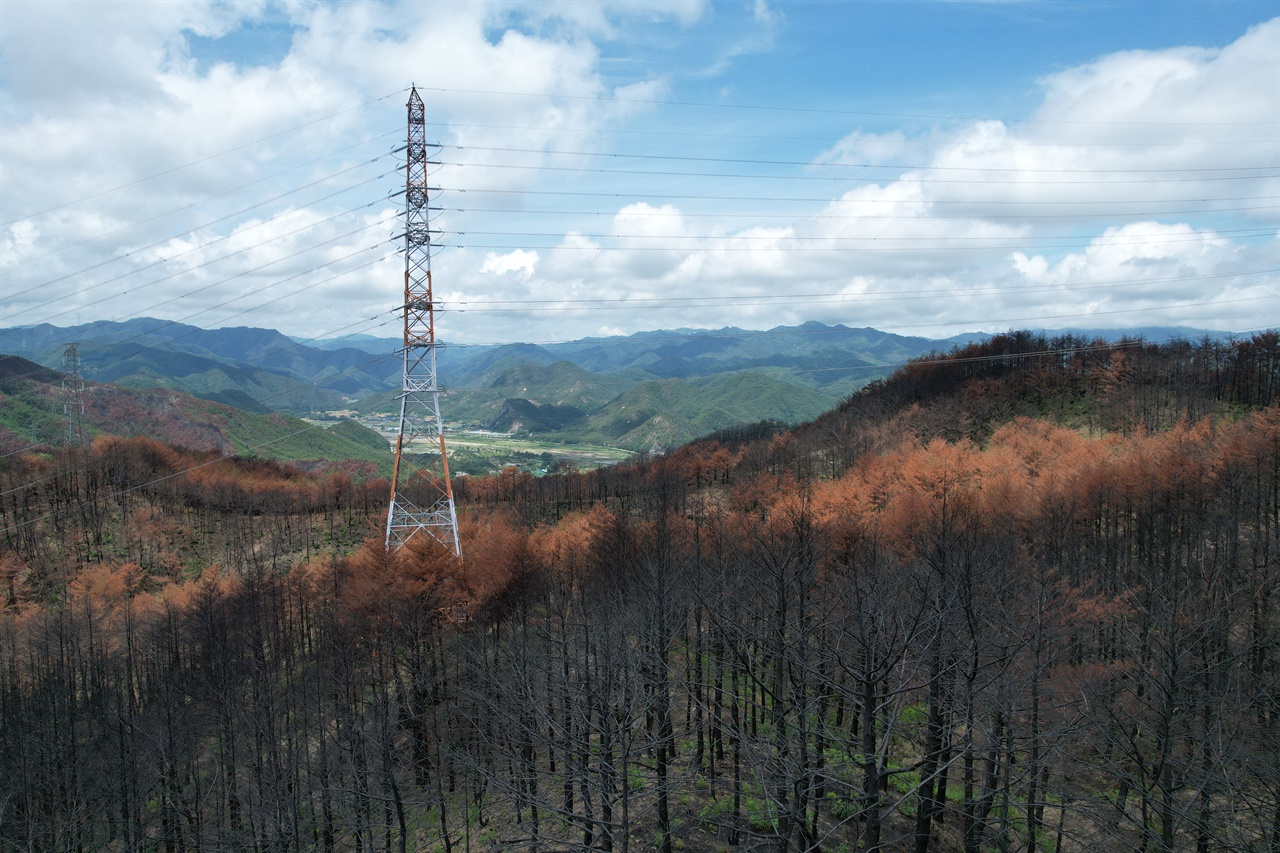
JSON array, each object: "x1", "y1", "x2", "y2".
[
  {"x1": 62, "y1": 342, "x2": 85, "y2": 446},
  {"x1": 385, "y1": 87, "x2": 461, "y2": 557}
]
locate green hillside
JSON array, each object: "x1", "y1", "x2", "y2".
[
  {"x1": 485, "y1": 398, "x2": 588, "y2": 433},
  {"x1": 461, "y1": 360, "x2": 636, "y2": 424},
  {"x1": 353, "y1": 359, "x2": 639, "y2": 426},
  {"x1": 0, "y1": 356, "x2": 67, "y2": 450},
  {"x1": 561, "y1": 372, "x2": 838, "y2": 451},
  {"x1": 351, "y1": 387, "x2": 400, "y2": 416},
  {"x1": 326, "y1": 417, "x2": 393, "y2": 452},
  {"x1": 172, "y1": 398, "x2": 392, "y2": 470},
  {"x1": 541, "y1": 322, "x2": 943, "y2": 395},
  {"x1": 104, "y1": 352, "x2": 348, "y2": 413},
  {"x1": 0, "y1": 357, "x2": 392, "y2": 472},
  {"x1": 0, "y1": 321, "x2": 397, "y2": 411}
]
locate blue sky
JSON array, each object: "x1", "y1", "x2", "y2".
[{"x1": 2, "y1": 0, "x2": 1276, "y2": 345}]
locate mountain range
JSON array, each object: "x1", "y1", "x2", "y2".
[
  {"x1": 0, "y1": 318, "x2": 1228, "y2": 454},
  {"x1": 0, "y1": 353, "x2": 392, "y2": 471}
]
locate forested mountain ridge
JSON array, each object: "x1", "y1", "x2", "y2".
[
  {"x1": 0, "y1": 319, "x2": 402, "y2": 412},
  {"x1": 450, "y1": 359, "x2": 643, "y2": 431},
  {"x1": 0, "y1": 320, "x2": 904, "y2": 437},
  {"x1": 0, "y1": 354, "x2": 391, "y2": 471},
  {"x1": 556, "y1": 372, "x2": 841, "y2": 451},
  {"x1": 4, "y1": 319, "x2": 1232, "y2": 453},
  {"x1": 1, "y1": 331, "x2": 1277, "y2": 853}
]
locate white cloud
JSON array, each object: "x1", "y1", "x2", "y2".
[
  {"x1": 693, "y1": 0, "x2": 783, "y2": 78},
  {"x1": 481, "y1": 249, "x2": 539, "y2": 277},
  {"x1": 815, "y1": 131, "x2": 908, "y2": 166},
  {"x1": 0, "y1": 4, "x2": 1275, "y2": 346},
  {"x1": 753, "y1": 0, "x2": 780, "y2": 28},
  {"x1": 1033, "y1": 19, "x2": 1279, "y2": 133}
]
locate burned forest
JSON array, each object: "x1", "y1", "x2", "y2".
[{"x1": 2, "y1": 332, "x2": 1278, "y2": 852}]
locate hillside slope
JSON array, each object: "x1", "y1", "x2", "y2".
[
  {"x1": 0, "y1": 355, "x2": 392, "y2": 470},
  {"x1": 564, "y1": 372, "x2": 838, "y2": 451},
  {"x1": 0, "y1": 320, "x2": 400, "y2": 410}
]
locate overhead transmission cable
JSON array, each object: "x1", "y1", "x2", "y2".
[
  {"x1": 437, "y1": 224, "x2": 1269, "y2": 240},
  {"x1": 444, "y1": 202, "x2": 1280, "y2": 221},
  {"x1": 7, "y1": 192, "x2": 399, "y2": 324},
  {"x1": 436, "y1": 231, "x2": 1277, "y2": 253},
  {"x1": 1, "y1": 133, "x2": 402, "y2": 273},
  {"x1": 432, "y1": 158, "x2": 1278, "y2": 185},
  {"x1": 415, "y1": 85, "x2": 1276, "y2": 127},
  {"x1": 440, "y1": 268, "x2": 1279, "y2": 313},
  {"x1": 0, "y1": 314, "x2": 409, "y2": 494},
  {"x1": 6, "y1": 151, "x2": 400, "y2": 289},
  {"x1": 443, "y1": 143, "x2": 1278, "y2": 175},
  {"x1": 3, "y1": 311, "x2": 1274, "y2": 520},
  {"x1": 24, "y1": 222, "x2": 396, "y2": 334},
  {"x1": 185, "y1": 251, "x2": 396, "y2": 332},
  {"x1": 427, "y1": 120, "x2": 1277, "y2": 149},
  {"x1": 0, "y1": 306, "x2": 403, "y2": 417},
  {"x1": 436, "y1": 186, "x2": 1280, "y2": 206},
  {"x1": 441, "y1": 327, "x2": 1280, "y2": 392},
  {"x1": 14, "y1": 212, "x2": 397, "y2": 333},
  {"x1": 0, "y1": 329, "x2": 411, "y2": 500},
  {"x1": 450, "y1": 295, "x2": 1277, "y2": 350},
  {"x1": 1, "y1": 88, "x2": 408, "y2": 228},
  {"x1": 436, "y1": 226, "x2": 1272, "y2": 243},
  {"x1": 0, "y1": 330, "x2": 1232, "y2": 526}
]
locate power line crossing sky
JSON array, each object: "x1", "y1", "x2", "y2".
[{"x1": 1, "y1": 0, "x2": 1277, "y2": 344}]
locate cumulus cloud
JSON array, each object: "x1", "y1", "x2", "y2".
[
  {"x1": 481, "y1": 249, "x2": 539, "y2": 277},
  {"x1": 1, "y1": 3, "x2": 1275, "y2": 345},
  {"x1": 0, "y1": 0, "x2": 681, "y2": 339},
  {"x1": 556, "y1": 16, "x2": 1279, "y2": 337}
]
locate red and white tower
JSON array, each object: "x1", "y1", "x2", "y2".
[{"x1": 385, "y1": 87, "x2": 461, "y2": 557}]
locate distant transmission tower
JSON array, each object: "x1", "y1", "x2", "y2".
[
  {"x1": 385, "y1": 87, "x2": 461, "y2": 557},
  {"x1": 62, "y1": 342, "x2": 85, "y2": 446}
]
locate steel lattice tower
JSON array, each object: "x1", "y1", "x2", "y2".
[
  {"x1": 62, "y1": 342, "x2": 85, "y2": 447},
  {"x1": 385, "y1": 87, "x2": 461, "y2": 557}
]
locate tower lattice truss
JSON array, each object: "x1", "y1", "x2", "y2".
[
  {"x1": 385, "y1": 87, "x2": 461, "y2": 557},
  {"x1": 62, "y1": 342, "x2": 85, "y2": 447}
]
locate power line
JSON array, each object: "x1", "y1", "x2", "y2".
[
  {"x1": 427, "y1": 120, "x2": 1278, "y2": 150},
  {"x1": 0, "y1": 316, "x2": 409, "y2": 499},
  {"x1": 438, "y1": 230, "x2": 1278, "y2": 253},
  {"x1": 447, "y1": 295, "x2": 1277, "y2": 349},
  {"x1": 186, "y1": 252, "x2": 396, "y2": 333},
  {"x1": 446, "y1": 143, "x2": 1279, "y2": 175},
  {"x1": 0, "y1": 422, "x2": 356, "y2": 535},
  {"x1": 6, "y1": 196, "x2": 396, "y2": 324},
  {"x1": 1, "y1": 89, "x2": 408, "y2": 227},
  {"x1": 440, "y1": 269, "x2": 1279, "y2": 312},
  {"x1": 3, "y1": 245, "x2": 397, "y2": 395},
  {"x1": 100, "y1": 235, "x2": 391, "y2": 330},
  {"x1": 11, "y1": 176, "x2": 1269, "y2": 321},
  {"x1": 415, "y1": 85, "x2": 1277, "y2": 127},
  {"x1": 3, "y1": 314, "x2": 1274, "y2": 529},
  {"x1": 439, "y1": 226, "x2": 1274, "y2": 244},
  {"x1": 417, "y1": 336, "x2": 1227, "y2": 392},
  {"x1": 0, "y1": 309, "x2": 402, "y2": 407},
  {"x1": 437, "y1": 186, "x2": 1280, "y2": 206},
  {"x1": 4, "y1": 154, "x2": 397, "y2": 279},
  {"x1": 433, "y1": 158, "x2": 1279, "y2": 185},
  {"x1": 446, "y1": 202, "x2": 1280, "y2": 222},
  {"x1": 14, "y1": 218, "x2": 396, "y2": 333}
]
